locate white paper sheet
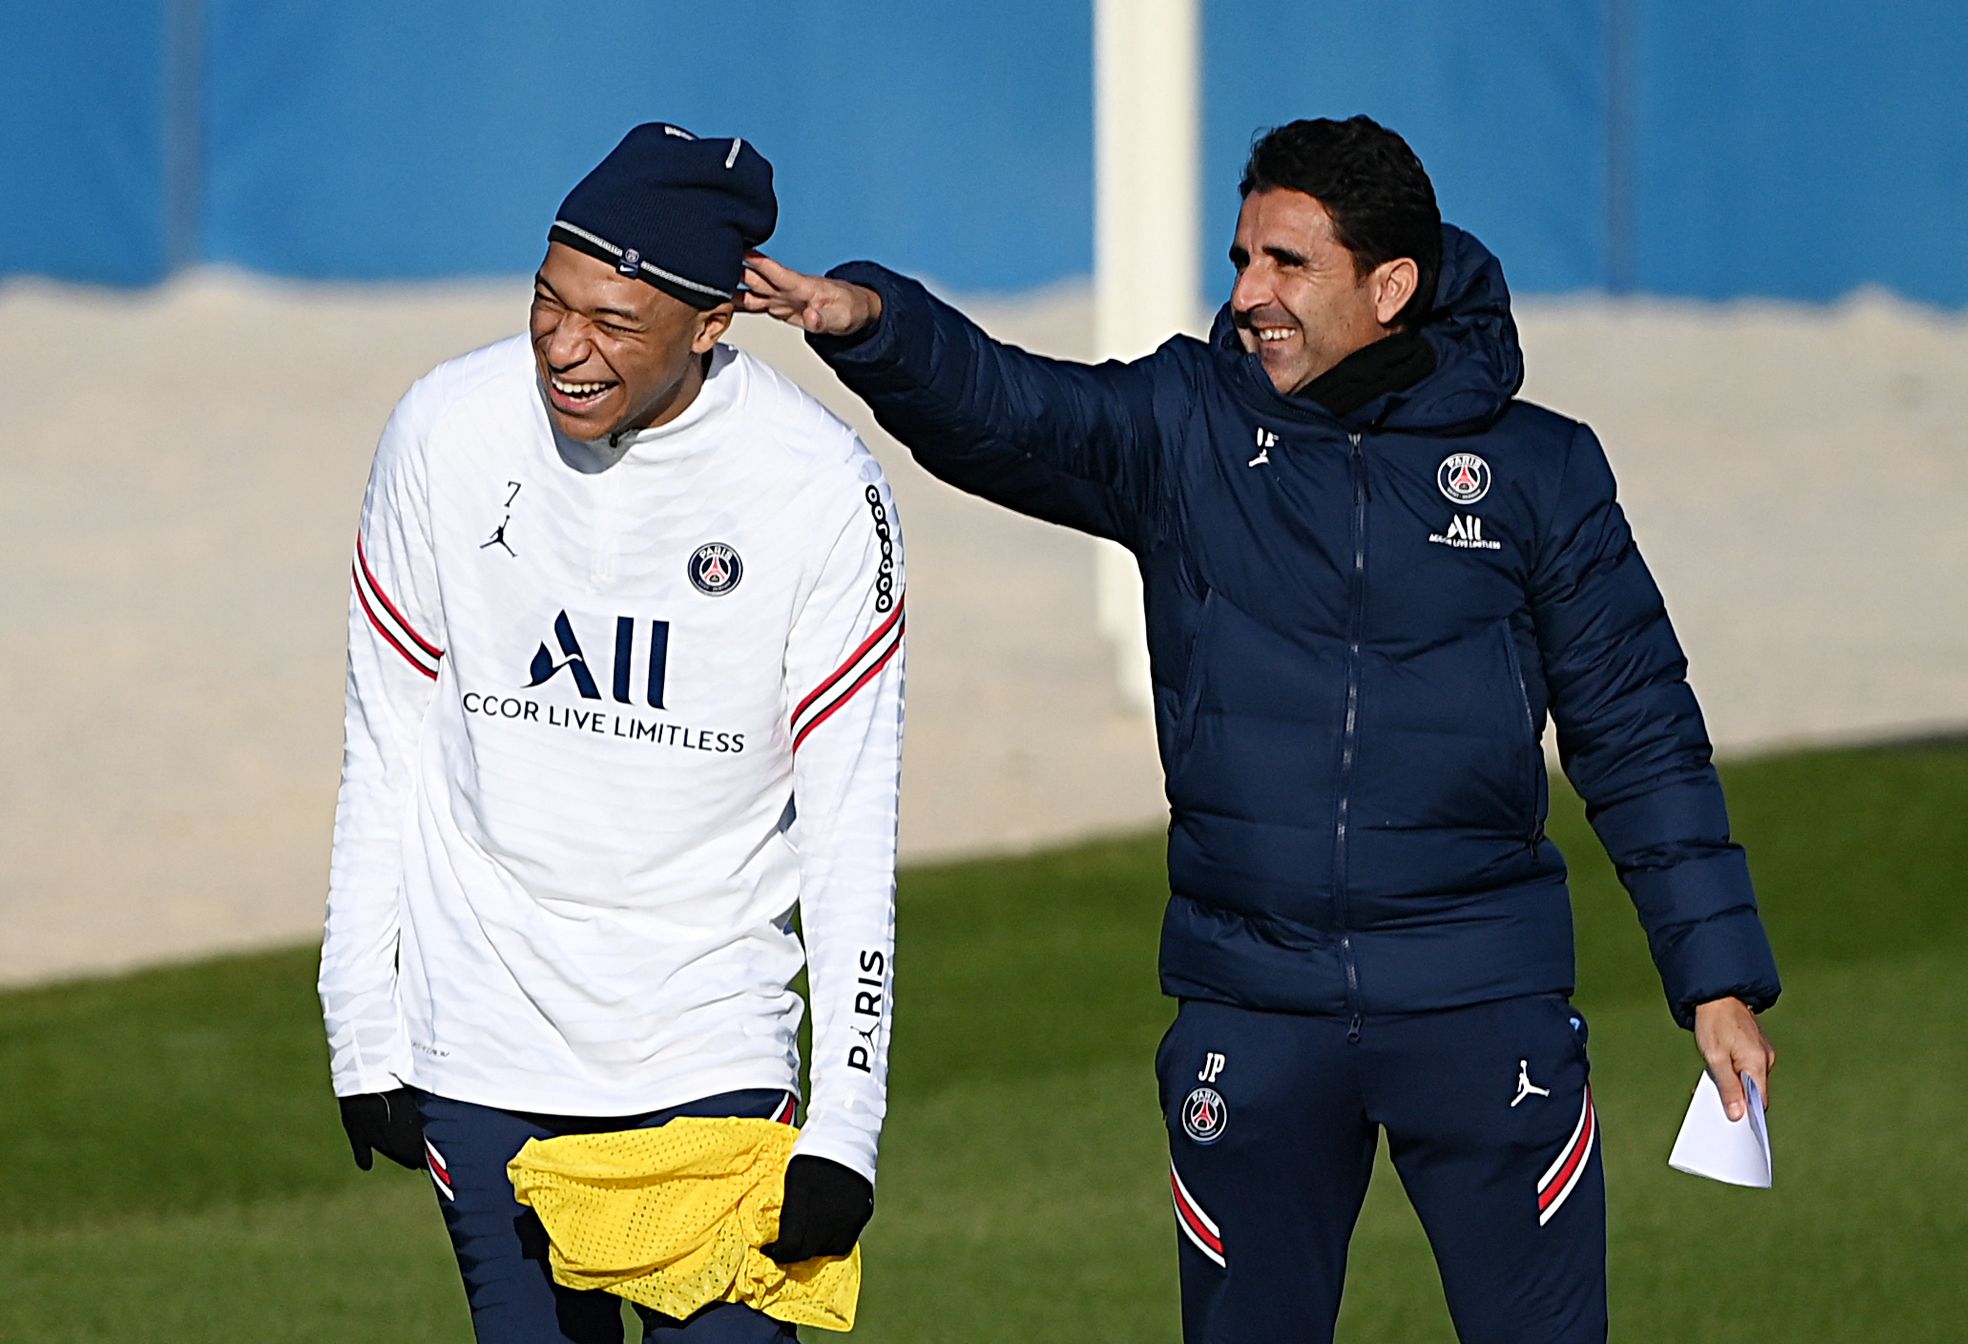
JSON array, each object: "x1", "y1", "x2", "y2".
[{"x1": 1667, "y1": 1071, "x2": 1772, "y2": 1188}]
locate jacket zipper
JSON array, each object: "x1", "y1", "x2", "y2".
[{"x1": 1336, "y1": 432, "x2": 1367, "y2": 1041}]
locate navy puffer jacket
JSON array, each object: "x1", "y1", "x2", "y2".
[{"x1": 812, "y1": 226, "x2": 1779, "y2": 1029}]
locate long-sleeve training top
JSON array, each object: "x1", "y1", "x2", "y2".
[{"x1": 320, "y1": 336, "x2": 904, "y2": 1183}]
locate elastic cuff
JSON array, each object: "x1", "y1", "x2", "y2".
[
  {"x1": 805, "y1": 262, "x2": 908, "y2": 363},
  {"x1": 789, "y1": 1126, "x2": 879, "y2": 1191}
]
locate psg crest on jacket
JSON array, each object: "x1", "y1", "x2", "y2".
[
  {"x1": 1437, "y1": 452, "x2": 1492, "y2": 504},
  {"x1": 689, "y1": 542, "x2": 743, "y2": 596}
]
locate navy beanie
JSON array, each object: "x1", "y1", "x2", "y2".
[{"x1": 550, "y1": 123, "x2": 776, "y2": 310}]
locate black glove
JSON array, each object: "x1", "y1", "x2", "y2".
[
  {"x1": 762, "y1": 1155, "x2": 874, "y2": 1263},
  {"x1": 338, "y1": 1087, "x2": 425, "y2": 1172}
]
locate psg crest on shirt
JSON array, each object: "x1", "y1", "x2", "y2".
[
  {"x1": 688, "y1": 542, "x2": 743, "y2": 596},
  {"x1": 1437, "y1": 452, "x2": 1492, "y2": 504},
  {"x1": 1182, "y1": 1087, "x2": 1229, "y2": 1144}
]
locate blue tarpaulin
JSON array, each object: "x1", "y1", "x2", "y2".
[
  {"x1": 193, "y1": 1, "x2": 1092, "y2": 289},
  {"x1": 2, "y1": 2, "x2": 1962, "y2": 305},
  {"x1": 2, "y1": 1, "x2": 180, "y2": 286}
]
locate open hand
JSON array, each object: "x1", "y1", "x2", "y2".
[
  {"x1": 1693, "y1": 996, "x2": 1776, "y2": 1121},
  {"x1": 738, "y1": 253, "x2": 883, "y2": 337}
]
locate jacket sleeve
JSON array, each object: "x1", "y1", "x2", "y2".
[
  {"x1": 1530, "y1": 423, "x2": 1780, "y2": 1028},
  {"x1": 319, "y1": 380, "x2": 446, "y2": 1096},
  {"x1": 807, "y1": 261, "x2": 1173, "y2": 553},
  {"x1": 781, "y1": 444, "x2": 906, "y2": 1185}
]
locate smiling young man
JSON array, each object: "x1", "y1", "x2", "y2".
[
  {"x1": 319, "y1": 124, "x2": 905, "y2": 1344},
  {"x1": 740, "y1": 116, "x2": 1780, "y2": 1343}
]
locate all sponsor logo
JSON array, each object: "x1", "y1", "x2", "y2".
[
  {"x1": 527, "y1": 610, "x2": 670, "y2": 707},
  {"x1": 1181, "y1": 1086, "x2": 1229, "y2": 1144},
  {"x1": 460, "y1": 609, "x2": 746, "y2": 755},
  {"x1": 1438, "y1": 452, "x2": 1492, "y2": 504},
  {"x1": 688, "y1": 542, "x2": 743, "y2": 596},
  {"x1": 1428, "y1": 513, "x2": 1503, "y2": 551}
]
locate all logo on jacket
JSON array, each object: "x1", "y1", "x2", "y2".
[
  {"x1": 456, "y1": 609, "x2": 746, "y2": 755},
  {"x1": 1428, "y1": 513, "x2": 1502, "y2": 551},
  {"x1": 528, "y1": 610, "x2": 671, "y2": 707}
]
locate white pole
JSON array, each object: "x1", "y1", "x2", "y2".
[{"x1": 1094, "y1": 0, "x2": 1200, "y2": 712}]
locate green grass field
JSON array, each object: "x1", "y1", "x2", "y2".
[{"x1": 4, "y1": 741, "x2": 1965, "y2": 1341}]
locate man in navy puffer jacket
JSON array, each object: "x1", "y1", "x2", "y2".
[{"x1": 743, "y1": 116, "x2": 1778, "y2": 1343}]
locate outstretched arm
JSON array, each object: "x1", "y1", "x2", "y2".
[{"x1": 742, "y1": 252, "x2": 1178, "y2": 552}]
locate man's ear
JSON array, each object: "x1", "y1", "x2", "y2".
[
  {"x1": 694, "y1": 302, "x2": 736, "y2": 353},
  {"x1": 1371, "y1": 257, "x2": 1419, "y2": 327}
]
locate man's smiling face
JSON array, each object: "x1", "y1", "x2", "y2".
[
  {"x1": 528, "y1": 242, "x2": 730, "y2": 440},
  {"x1": 1229, "y1": 188, "x2": 1400, "y2": 396}
]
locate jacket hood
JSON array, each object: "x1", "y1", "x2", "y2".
[{"x1": 1208, "y1": 222, "x2": 1525, "y2": 432}]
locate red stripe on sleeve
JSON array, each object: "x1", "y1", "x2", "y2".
[
  {"x1": 793, "y1": 597, "x2": 905, "y2": 722},
  {"x1": 791, "y1": 624, "x2": 903, "y2": 752},
  {"x1": 354, "y1": 564, "x2": 439, "y2": 680},
  {"x1": 356, "y1": 532, "x2": 442, "y2": 658}
]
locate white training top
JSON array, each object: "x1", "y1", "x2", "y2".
[{"x1": 320, "y1": 336, "x2": 904, "y2": 1183}]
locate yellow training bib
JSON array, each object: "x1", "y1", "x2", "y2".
[{"x1": 508, "y1": 1117, "x2": 861, "y2": 1331}]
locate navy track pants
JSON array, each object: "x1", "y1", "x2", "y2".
[
  {"x1": 1159, "y1": 995, "x2": 1606, "y2": 1344},
  {"x1": 414, "y1": 1087, "x2": 802, "y2": 1344}
]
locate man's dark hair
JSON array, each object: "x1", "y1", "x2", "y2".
[{"x1": 1240, "y1": 116, "x2": 1442, "y2": 329}]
